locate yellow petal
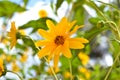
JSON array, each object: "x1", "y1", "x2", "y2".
[
  {"x1": 10, "y1": 39, "x2": 17, "y2": 49},
  {"x1": 69, "y1": 39, "x2": 85, "y2": 49},
  {"x1": 69, "y1": 25, "x2": 84, "y2": 35},
  {"x1": 37, "y1": 44, "x2": 56, "y2": 58},
  {"x1": 69, "y1": 38, "x2": 89, "y2": 43},
  {"x1": 38, "y1": 29, "x2": 51, "y2": 39},
  {"x1": 53, "y1": 54, "x2": 60, "y2": 69},
  {"x1": 46, "y1": 20, "x2": 56, "y2": 32},
  {"x1": 11, "y1": 22, "x2": 17, "y2": 32},
  {"x1": 48, "y1": 45, "x2": 61, "y2": 61},
  {"x1": 67, "y1": 20, "x2": 77, "y2": 32},
  {"x1": 62, "y1": 41, "x2": 72, "y2": 58},
  {"x1": 56, "y1": 17, "x2": 68, "y2": 34},
  {"x1": 35, "y1": 40, "x2": 49, "y2": 47}
]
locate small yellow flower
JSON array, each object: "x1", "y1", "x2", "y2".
[
  {"x1": 20, "y1": 54, "x2": 28, "y2": 63},
  {"x1": 64, "y1": 71, "x2": 72, "y2": 79},
  {"x1": 0, "y1": 58, "x2": 4, "y2": 76},
  {"x1": 36, "y1": 17, "x2": 88, "y2": 69},
  {"x1": 19, "y1": 29, "x2": 26, "y2": 35},
  {"x1": 8, "y1": 22, "x2": 17, "y2": 49},
  {"x1": 38, "y1": 9, "x2": 48, "y2": 18},
  {"x1": 0, "y1": 54, "x2": 6, "y2": 60},
  {"x1": 78, "y1": 52, "x2": 89, "y2": 65},
  {"x1": 47, "y1": 67, "x2": 59, "y2": 74},
  {"x1": 79, "y1": 67, "x2": 90, "y2": 79},
  {"x1": 12, "y1": 61, "x2": 20, "y2": 72},
  {"x1": 6, "y1": 55, "x2": 12, "y2": 62}
]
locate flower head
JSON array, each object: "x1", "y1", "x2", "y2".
[
  {"x1": 12, "y1": 61, "x2": 20, "y2": 72},
  {"x1": 8, "y1": 22, "x2": 17, "y2": 49},
  {"x1": 79, "y1": 67, "x2": 90, "y2": 79},
  {"x1": 36, "y1": 17, "x2": 88, "y2": 69},
  {"x1": 38, "y1": 9, "x2": 48, "y2": 18},
  {"x1": 20, "y1": 54, "x2": 28, "y2": 63},
  {"x1": 64, "y1": 71, "x2": 72, "y2": 79},
  {"x1": 0, "y1": 58, "x2": 5, "y2": 76},
  {"x1": 78, "y1": 52, "x2": 89, "y2": 65}
]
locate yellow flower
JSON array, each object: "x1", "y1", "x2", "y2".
[
  {"x1": 0, "y1": 58, "x2": 4, "y2": 76},
  {"x1": 38, "y1": 9, "x2": 48, "y2": 18},
  {"x1": 12, "y1": 61, "x2": 20, "y2": 72},
  {"x1": 19, "y1": 29, "x2": 26, "y2": 35},
  {"x1": 78, "y1": 52, "x2": 89, "y2": 65},
  {"x1": 47, "y1": 67, "x2": 59, "y2": 74},
  {"x1": 6, "y1": 55, "x2": 12, "y2": 62},
  {"x1": 0, "y1": 54, "x2": 6, "y2": 60},
  {"x1": 35, "y1": 17, "x2": 89, "y2": 69},
  {"x1": 64, "y1": 71, "x2": 72, "y2": 79},
  {"x1": 20, "y1": 54, "x2": 28, "y2": 63},
  {"x1": 79, "y1": 67, "x2": 90, "y2": 79},
  {"x1": 8, "y1": 22, "x2": 17, "y2": 49}
]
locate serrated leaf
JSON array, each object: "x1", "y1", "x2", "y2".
[
  {"x1": 19, "y1": 17, "x2": 56, "y2": 33},
  {"x1": 0, "y1": 1, "x2": 26, "y2": 17}
]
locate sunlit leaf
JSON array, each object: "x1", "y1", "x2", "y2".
[
  {"x1": 19, "y1": 17, "x2": 56, "y2": 33},
  {"x1": 21, "y1": 35, "x2": 38, "y2": 55},
  {"x1": 0, "y1": 1, "x2": 26, "y2": 17},
  {"x1": 85, "y1": 26, "x2": 109, "y2": 41},
  {"x1": 23, "y1": 0, "x2": 29, "y2": 7},
  {"x1": 55, "y1": 0, "x2": 64, "y2": 12}
]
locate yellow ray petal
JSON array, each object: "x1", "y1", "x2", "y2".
[
  {"x1": 35, "y1": 40, "x2": 49, "y2": 47},
  {"x1": 67, "y1": 20, "x2": 77, "y2": 32},
  {"x1": 46, "y1": 20, "x2": 56, "y2": 32},
  {"x1": 69, "y1": 39, "x2": 84, "y2": 49},
  {"x1": 48, "y1": 45, "x2": 61, "y2": 61},
  {"x1": 69, "y1": 25, "x2": 84, "y2": 36},
  {"x1": 10, "y1": 40, "x2": 17, "y2": 49},
  {"x1": 69, "y1": 38, "x2": 89, "y2": 43},
  {"x1": 38, "y1": 29, "x2": 51, "y2": 39},
  {"x1": 53, "y1": 53, "x2": 60, "y2": 69},
  {"x1": 38, "y1": 47, "x2": 50, "y2": 58},
  {"x1": 11, "y1": 22, "x2": 17, "y2": 31},
  {"x1": 56, "y1": 17, "x2": 68, "y2": 34},
  {"x1": 38, "y1": 44, "x2": 55, "y2": 58},
  {"x1": 62, "y1": 41, "x2": 72, "y2": 58}
]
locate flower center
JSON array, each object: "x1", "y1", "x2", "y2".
[{"x1": 54, "y1": 36, "x2": 65, "y2": 45}]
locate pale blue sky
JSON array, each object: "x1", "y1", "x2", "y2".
[{"x1": 10, "y1": 0, "x2": 52, "y2": 7}]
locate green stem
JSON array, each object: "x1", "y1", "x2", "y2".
[
  {"x1": 43, "y1": 57, "x2": 58, "y2": 80},
  {"x1": 69, "y1": 60, "x2": 72, "y2": 80},
  {"x1": 104, "y1": 51, "x2": 120, "y2": 80},
  {"x1": 7, "y1": 70, "x2": 23, "y2": 80},
  {"x1": 87, "y1": 0, "x2": 117, "y2": 31}
]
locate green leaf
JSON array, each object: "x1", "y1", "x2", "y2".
[
  {"x1": 23, "y1": 0, "x2": 29, "y2": 7},
  {"x1": 89, "y1": 17, "x2": 102, "y2": 25},
  {"x1": 0, "y1": 48, "x2": 4, "y2": 54},
  {"x1": 19, "y1": 17, "x2": 56, "y2": 33},
  {"x1": 21, "y1": 35, "x2": 38, "y2": 55},
  {"x1": 72, "y1": 1, "x2": 85, "y2": 25},
  {"x1": 85, "y1": 26, "x2": 109, "y2": 41},
  {"x1": 60, "y1": 56, "x2": 69, "y2": 71},
  {"x1": 15, "y1": 43, "x2": 27, "y2": 50},
  {"x1": 55, "y1": 0, "x2": 64, "y2": 12},
  {"x1": 66, "y1": 0, "x2": 72, "y2": 4},
  {"x1": 0, "y1": 1, "x2": 26, "y2": 17}
]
